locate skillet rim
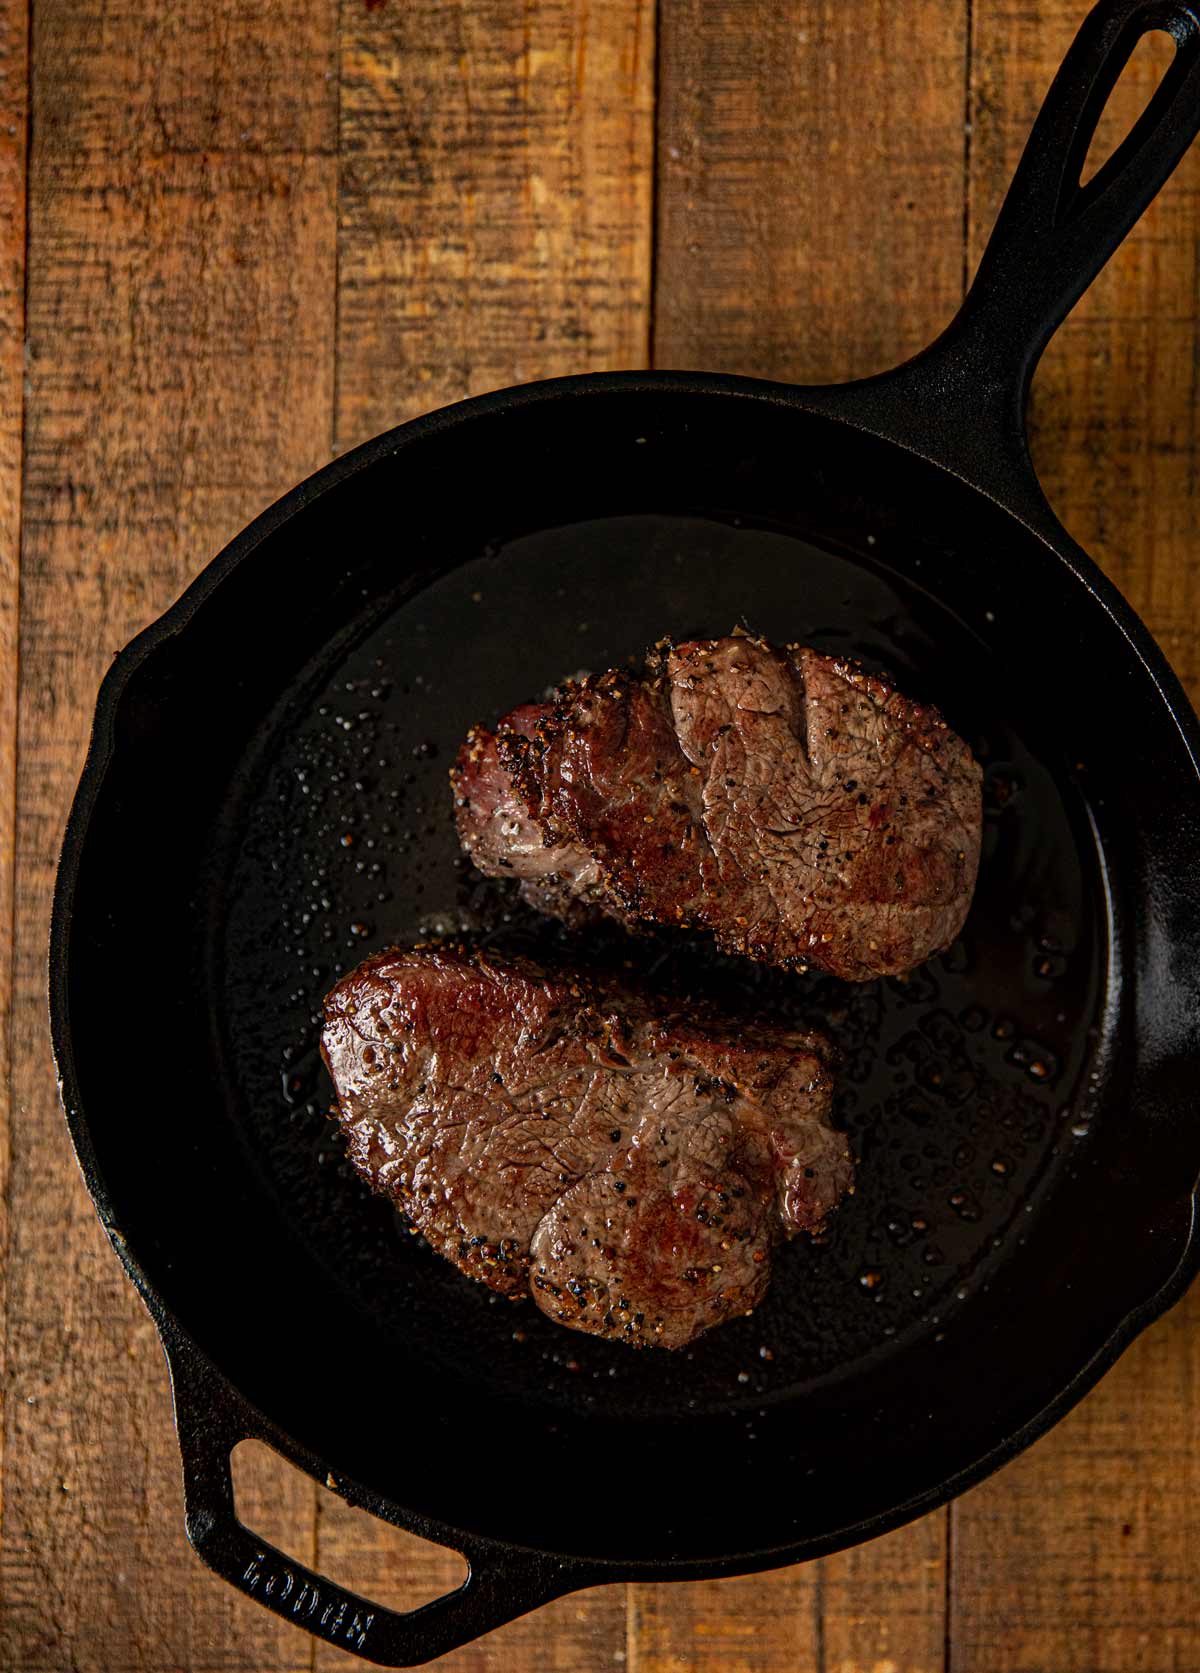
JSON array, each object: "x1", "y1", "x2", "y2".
[{"x1": 48, "y1": 365, "x2": 1200, "y2": 1579}]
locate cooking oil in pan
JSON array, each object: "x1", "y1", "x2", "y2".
[{"x1": 216, "y1": 512, "x2": 1104, "y2": 1418}]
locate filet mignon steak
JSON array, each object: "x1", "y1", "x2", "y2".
[
  {"x1": 321, "y1": 945, "x2": 851, "y2": 1349},
  {"x1": 452, "y1": 633, "x2": 983, "y2": 980}
]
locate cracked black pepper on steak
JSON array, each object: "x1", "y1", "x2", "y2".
[
  {"x1": 452, "y1": 631, "x2": 982, "y2": 981},
  {"x1": 321, "y1": 944, "x2": 851, "y2": 1349}
]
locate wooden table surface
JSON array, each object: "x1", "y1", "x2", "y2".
[{"x1": 2, "y1": 2, "x2": 1198, "y2": 1669}]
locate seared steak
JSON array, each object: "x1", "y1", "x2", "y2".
[
  {"x1": 322, "y1": 945, "x2": 850, "y2": 1349},
  {"x1": 453, "y1": 633, "x2": 982, "y2": 980}
]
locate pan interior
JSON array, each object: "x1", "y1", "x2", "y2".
[
  {"x1": 67, "y1": 388, "x2": 1186, "y2": 1564},
  {"x1": 217, "y1": 511, "x2": 1102, "y2": 1410}
]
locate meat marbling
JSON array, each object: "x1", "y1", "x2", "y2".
[
  {"x1": 452, "y1": 633, "x2": 982, "y2": 980},
  {"x1": 321, "y1": 944, "x2": 851, "y2": 1349}
]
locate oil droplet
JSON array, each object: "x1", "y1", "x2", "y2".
[{"x1": 859, "y1": 1269, "x2": 884, "y2": 1291}]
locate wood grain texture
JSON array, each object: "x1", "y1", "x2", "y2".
[
  {"x1": 0, "y1": 0, "x2": 26, "y2": 1548},
  {"x1": 629, "y1": 1512, "x2": 946, "y2": 1673},
  {"x1": 308, "y1": 5, "x2": 653, "y2": 1659},
  {"x1": 948, "y1": 1288, "x2": 1200, "y2": 1673},
  {"x1": 950, "y1": 7, "x2": 1200, "y2": 1667},
  {"x1": 0, "y1": 0, "x2": 338, "y2": 1667},
  {"x1": 5, "y1": 1, "x2": 1200, "y2": 1669},
  {"x1": 653, "y1": 0, "x2": 969, "y2": 381},
  {"x1": 819, "y1": 1512, "x2": 948, "y2": 1673},
  {"x1": 335, "y1": 0, "x2": 655, "y2": 452},
  {"x1": 642, "y1": 3, "x2": 970, "y2": 1664},
  {"x1": 631, "y1": 1566, "x2": 823, "y2": 1673}
]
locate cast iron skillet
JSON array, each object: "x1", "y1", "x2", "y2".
[{"x1": 50, "y1": 0, "x2": 1200, "y2": 1664}]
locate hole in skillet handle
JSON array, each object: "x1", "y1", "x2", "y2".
[
  {"x1": 231, "y1": 1442, "x2": 469, "y2": 1613},
  {"x1": 161, "y1": 1325, "x2": 592, "y2": 1667},
  {"x1": 1080, "y1": 24, "x2": 1177, "y2": 185}
]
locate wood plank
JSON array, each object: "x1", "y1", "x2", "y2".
[
  {"x1": 0, "y1": 1, "x2": 339, "y2": 1668},
  {"x1": 0, "y1": 0, "x2": 26, "y2": 1552},
  {"x1": 639, "y1": 1, "x2": 968, "y2": 1663},
  {"x1": 820, "y1": 1512, "x2": 947, "y2": 1673},
  {"x1": 653, "y1": 0, "x2": 969, "y2": 382},
  {"x1": 628, "y1": 1515, "x2": 946, "y2": 1673},
  {"x1": 309, "y1": 3, "x2": 654, "y2": 1664},
  {"x1": 948, "y1": 1287, "x2": 1200, "y2": 1673},
  {"x1": 951, "y1": 6, "x2": 1200, "y2": 1669},
  {"x1": 631, "y1": 1567, "x2": 821, "y2": 1673},
  {"x1": 335, "y1": 0, "x2": 655, "y2": 452},
  {"x1": 6, "y1": 3, "x2": 1196, "y2": 1671}
]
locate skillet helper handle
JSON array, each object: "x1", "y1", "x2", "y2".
[
  {"x1": 164, "y1": 1330, "x2": 579, "y2": 1667},
  {"x1": 819, "y1": 0, "x2": 1200, "y2": 519}
]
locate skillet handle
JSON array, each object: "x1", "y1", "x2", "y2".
[
  {"x1": 964, "y1": 0, "x2": 1200, "y2": 361},
  {"x1": 162, "y1": 1326, "x2": 587, "y2": 1667},
  {"x1": 817, "y1": 0, "x2": 1200, "y2": 521}
]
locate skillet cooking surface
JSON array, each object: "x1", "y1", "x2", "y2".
[
  {"x1": 62, "y1": 386, "x2": 1197, "y2": 1566},
  {"x1": 218, "y1": 511, "x2": 1103, "y2": 1413}
]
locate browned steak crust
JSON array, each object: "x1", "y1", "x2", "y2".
[
  {"x1": 452, "y1": 634, "x2": 982, "y2": 980},
  {"x1": 322, "y1": 945, "x2": 851, "y2": 1349}
]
